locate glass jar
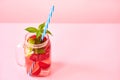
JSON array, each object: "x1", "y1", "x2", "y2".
[{"x1": 24, "y1": 33, "x2": 51, "y2": 77}]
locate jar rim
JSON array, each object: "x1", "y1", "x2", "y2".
[{"x1": 24, "y1": 33, "x2": 49, "y2": 48}]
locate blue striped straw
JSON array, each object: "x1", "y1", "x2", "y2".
[
  {"x1": 41, "y1": 5, "x2": 54, "y2": 41},
  {"x1": 28, "y1": 62, "x2": 35, "y2": 76},
  {"x1": 28, "y1": 5, "x2": 54, "y2": 76}
]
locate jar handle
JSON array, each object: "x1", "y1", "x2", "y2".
[{"x1": 15, "y1": 42, "x2": 25, "y2": 67}]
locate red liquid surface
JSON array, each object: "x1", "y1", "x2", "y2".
[{"x1": 25, "y1": 35, "x2": 51, "y2": 77}]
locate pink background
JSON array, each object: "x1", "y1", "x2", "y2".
[
  {"x1": 0, "y1": 23, "x2": 120, "y2": 80},
  {"x1": 0, "y1": 0, "x2": 120, "y2": 80},
  {"x1": 0, "y1": 0, "x2": 120, "y2": 23}
]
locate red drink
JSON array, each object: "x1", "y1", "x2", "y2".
[{"x1": 24, "y1": 33, "x2": 51, "y2": 77}]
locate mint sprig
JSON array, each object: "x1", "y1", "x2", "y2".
[{"x1": 25, "y1": 22, "x2": 52, "y2": 38}]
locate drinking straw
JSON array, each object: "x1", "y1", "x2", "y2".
[
  {"x1": 28, "y1": 5, "x2": 54, "y2": 76},
  {"x1": 28, "y1": 62, "x2": 35, "y2": 75},
  {"x1": 41, "y1": 5, "x2": 54, "y2": 41}
]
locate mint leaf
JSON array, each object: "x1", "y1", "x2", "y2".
[
  {"x1": 40, "y1": 29, "x2": 44, "y2": 33},
  {"x1": 36, "y1": 30, "x2": 42, "y2": 38},
  {"x1": 38, "y1": 23, "x2": 45, "y2": 30},
  {"x1": 46, "y1": 30, "x2": 52, "y2": 35},
  {"x1": 37, "y1": 49, "x2": 45, "y2": 54},
  {"x1": 34, "y1": 48, "x2": 45, "y2": 54},
  {"x1": 28, "y1": 38, "x2": 35, "y2": 44},
  {"x1": 25, "y1": 27, "x2": 37, "y2": 33}
]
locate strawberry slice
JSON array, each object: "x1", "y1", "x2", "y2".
[
  {"x1": 30, "y1": 54, "x2": 39, "y2": 62},
  {"x1": 38, "y1": 53, "x2": 50, "y2": 61},
  {"x1": 41, "y1": 37, "x2": 47, "y2": 43},
  {"x1": 38, "y1": 62, "x2": 50, "y2": 69},
  {"x1": 30, "y1": 35, "x2": 36, "y2": 39},
  {"x1": 32, "y1": 62, "x2": 41, "y2": 76},
  {"x1": 43, "y1": 37, "x2": 47, "y2": 41}
]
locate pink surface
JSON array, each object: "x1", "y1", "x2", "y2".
[
  {"x1": 0, "y1": 23, "x2": 120, "y2": 80},
  {"x1": 0, "y1": 0, "x2": 120, "y2": 23}
]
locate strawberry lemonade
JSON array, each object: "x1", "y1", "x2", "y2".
[{"x1": 24, "y1": 23, "x2": 52, "y2": 77}]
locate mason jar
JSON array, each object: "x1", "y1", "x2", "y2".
[{"x1": 24, "y1": 33, "x2": 51, "y2": 77}]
